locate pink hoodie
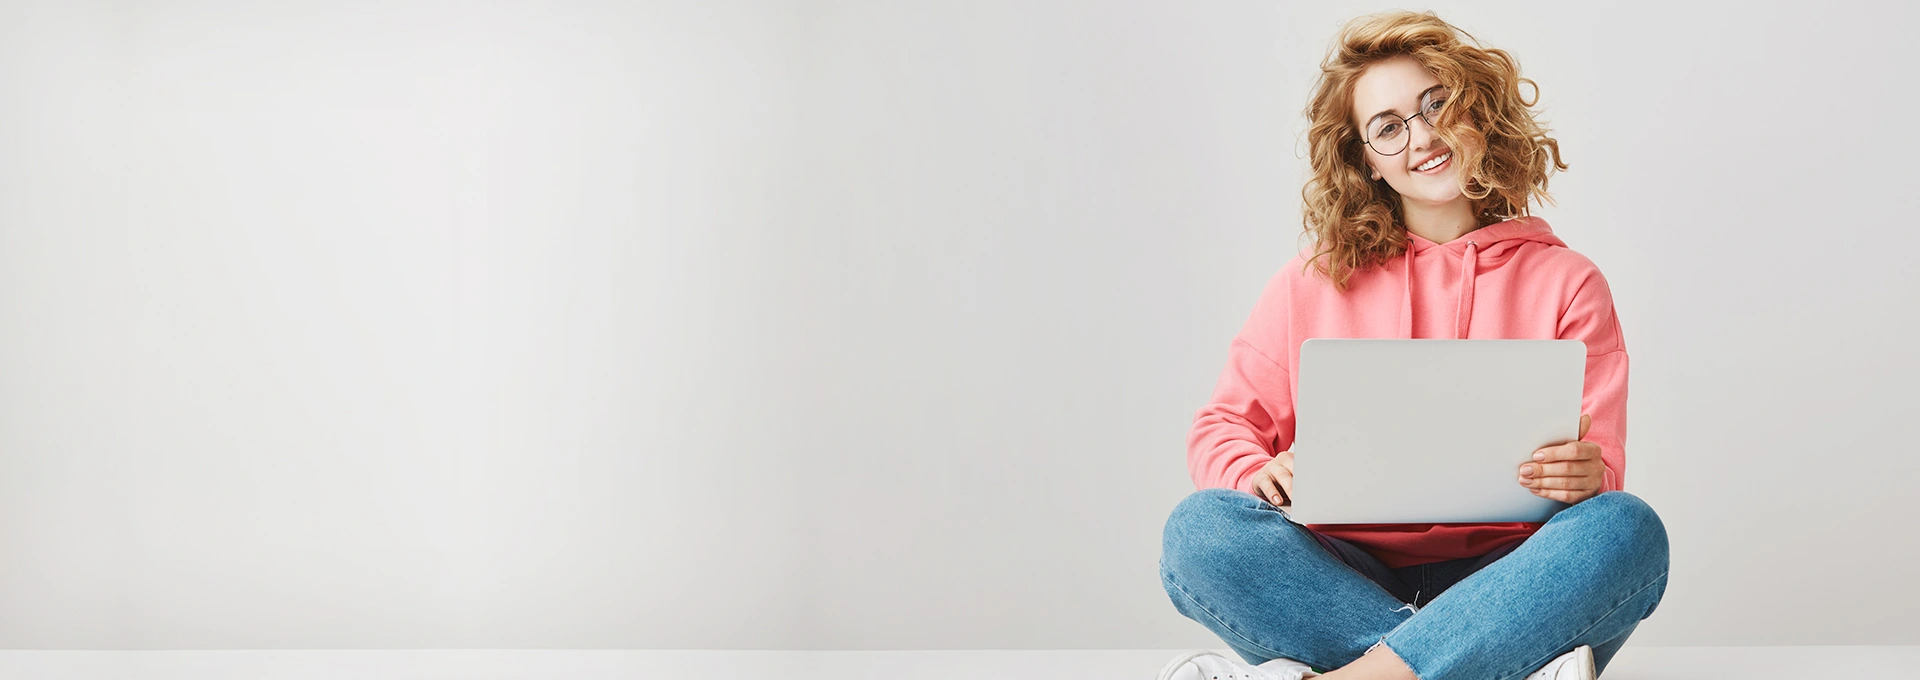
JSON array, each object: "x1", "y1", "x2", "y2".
[{"x1": 1187, "y1": 215, "x2": 1628, "y2": 568}]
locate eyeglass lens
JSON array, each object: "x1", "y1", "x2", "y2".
[{"x1": 1368, "y1": 87, "x2": 1449, "y2": 155}]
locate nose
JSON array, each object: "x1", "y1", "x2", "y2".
[{"x1": 1409, "y1": 114, "x2": 1440, "y2": 157}]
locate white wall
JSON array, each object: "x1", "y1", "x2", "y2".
[{"x1": 0, "y1": 0, "x2": 1914, "y2": 650}]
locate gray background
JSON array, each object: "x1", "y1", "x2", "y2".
[{"x1": 1, "y1": 0, "x2": 1914, "y2": 650}]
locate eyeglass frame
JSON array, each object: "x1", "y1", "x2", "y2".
[{"x1": 1358, "y1": 86, "x2": 1452, "y2": 157}]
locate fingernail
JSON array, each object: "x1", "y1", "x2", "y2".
[
  {"x1": 1533, "y1": 452, "x2": 1545, "y2": 461},
  {"x1": 1520, "y1": 464, "x2": 1534, "y2": 475}
]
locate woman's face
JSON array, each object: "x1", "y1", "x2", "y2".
[{"x1": 1351, "y1": 55, "x2": 1473, "y2": 206}]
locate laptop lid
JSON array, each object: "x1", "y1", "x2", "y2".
[{"x1": 1282, "y1": 338, "x2": 1587, "y2": 524}]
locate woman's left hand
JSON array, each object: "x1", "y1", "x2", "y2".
[{"x1": 1517, "y1": 413, "x2": 1605, "y2": 504}]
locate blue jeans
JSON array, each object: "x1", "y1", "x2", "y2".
[{"x1": 1159, "y1": 489, "x2": 1669, "y2": 680}]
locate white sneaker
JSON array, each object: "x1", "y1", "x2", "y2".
[
  {"x1": 1258, "y1": 656, "x2": 1320, "y2": 678},
  {"x1": 1157, "y1": 649, "x2": 1319, "y2": 680},
  {"x1": 1526, "y1": 645, "x2": 1596, "y2": 680}
]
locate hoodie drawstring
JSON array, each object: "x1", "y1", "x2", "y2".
[
  {"x1": 1401, "y1": 247, "x2": 1414, "y2": 339},
  {"x1": 1455, "y1": 240, "x2": 1477, "y2": 339},
  {"x1": 1401, "y1": 238, "x2": 1480, "y2": 340}
]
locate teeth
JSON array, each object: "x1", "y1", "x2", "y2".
[{"x1": 1417, "y1": 152, "x2": 1451, "y2": 171}]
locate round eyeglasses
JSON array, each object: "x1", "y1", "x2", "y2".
[{"x1": 1361, "y1": 86, "x2": 1450, "y2": 157}]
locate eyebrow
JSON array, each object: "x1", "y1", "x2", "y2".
[{"x1": 1367, "y1": 84, "x2": 1449, "y2": 126}]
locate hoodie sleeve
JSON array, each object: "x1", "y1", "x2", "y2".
[
  {"x1": 1187, "y1": 272, "x2": 1296, "y2": 494},
  {"x1": 1558, "y1": 265, "x2": 1629, "y2": 493}
]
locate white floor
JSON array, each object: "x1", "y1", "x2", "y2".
[{"x1": 0, "y1": 647, "x2": 1909, "y2": 679}]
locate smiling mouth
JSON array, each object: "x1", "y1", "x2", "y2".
[{"x1": 1414, "y1": 151, "x2": 1452, "y2": 173}]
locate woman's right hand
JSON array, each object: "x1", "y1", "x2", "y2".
[{"x1": 1249, "y1": 450, "x2": 1295, "y2": 508}]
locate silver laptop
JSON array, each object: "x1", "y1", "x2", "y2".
[{"x1": 1281, "y1": 338, "x2": 1587, "y2": 524}]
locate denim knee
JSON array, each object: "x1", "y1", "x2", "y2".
[
  {"x1": 1579, "y1": 491, "x2": 1669, "y2": 566},
  {"x1": 1574, "y1": 491, "x2": 1671, "y2": 615},
  {"x1": 1160, "y1": 488, "x2": 1294, "y2": 577}
]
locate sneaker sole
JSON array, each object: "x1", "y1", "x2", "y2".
[{"x1": 1567, "y1": 644, "x2": 1596, "y2": 680}]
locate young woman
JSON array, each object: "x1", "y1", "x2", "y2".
[{"x1": 1156, "y1": 11, "x2": 1669, "y2": 680}]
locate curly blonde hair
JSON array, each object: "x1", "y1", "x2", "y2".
[{"x1": 1299, "y1": 10, "x2": 1568, "y2": 291}]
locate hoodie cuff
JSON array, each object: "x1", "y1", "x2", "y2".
[{"x1": 1232, "y1": 458, "x2": 1271, "y2": 496}]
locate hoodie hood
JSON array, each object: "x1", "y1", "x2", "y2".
[{"x1": 1400, "y1": 215, "x2": 1567, "y2": 339}]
